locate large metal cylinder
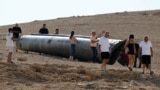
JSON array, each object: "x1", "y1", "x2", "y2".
[{"x1": 17, "y1": 34, "x2": 125, "y2": 64}]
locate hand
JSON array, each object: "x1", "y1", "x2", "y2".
[{"x1": 101, "y1": 30, "x2": 105, "y2": 34}]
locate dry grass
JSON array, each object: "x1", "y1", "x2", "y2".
[{"x1": 17, "y1": 56, "x2": 27, "y2": 61}]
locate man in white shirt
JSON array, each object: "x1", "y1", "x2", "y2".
[
  {"x1": 6, "y1": 28, "x2": 14, "y2": 63},
  {"x1": 98, "y1": 32, "x2": 110, "y2": 73},
  {"x1": 139, "y1": 36, "x2": 153, "y2": 75}
]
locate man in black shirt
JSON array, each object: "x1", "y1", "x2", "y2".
[
  {"x1": 12, "y1": 23, "x2": 22, "y2": 52},
  {"x1": 55, "y1": 28, "x2": 59, "y2": 34},
  {"x1": 39, "y1": 24, "x2": 49, "y2": 34},
  {"x1": 12, "y1": 23, "x2": 22, "y2": 39}
]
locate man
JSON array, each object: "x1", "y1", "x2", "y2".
[
  {"x1": 12, "y1": 23, "x2": 22, "y2": 39},
  {"x1": 98, "y1": 32, "x2": 110, "y2": 73},
  {"x1": 39, "y1": 24, "x2": 49, "y2": 34},
  {"x1": 12, "y1": 23, "x2": 22, "y2": 52},
  {"x1": 55, "y1": 29, "x2": 59, "y2": 34},
  {"x1": 139, "y1": 36, "x2": 153, "y2": 75}
]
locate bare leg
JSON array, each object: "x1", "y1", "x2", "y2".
[
  {"x1": 142, "y1": 64, "x2": 146, "y2": 73},
  {"x1": 128, "y1": 55, "x2": 135, "y2": 71},
  {"x1": 101, "y1": 59, "x2": 109, "y2": 71},
  {"x1": 148, "y1": 64, "x2": 153, "y2": 75},
  {"x1": 131, "y1": 55, "x2": 135, "y2": 68},
  {"x1": 7, "y1": 52, "x2": 12, "y2": 63}
]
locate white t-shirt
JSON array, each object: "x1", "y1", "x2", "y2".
[
  {"x1": 139, "y1": 41, "x2": 152, "y2": 55},
  {"x1": 6, "y1": 33, "x2": 14, "y2": 47},
  {"x1": 98, "y1": 36, "x2": 110, "y2": 52}
]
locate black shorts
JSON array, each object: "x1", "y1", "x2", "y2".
[
  {"x1": 142, "y1": 55, "x2": 151, "y2": 64},
  {"x1": 101, "y1": 52, "x2": 110, "y2": 59}
]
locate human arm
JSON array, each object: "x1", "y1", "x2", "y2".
[
  {"x1": 98, "y1": 38, "x2": 102, "y2": 53},
  {"x1": 124, "y1": 39, "x2": 129, "y2": 48},
  {"x1": 46, "y1": 29, "x2": 49, "y2": 34},
  {"x1": 97, "y1": 31, "x2": 105, "y2": 38},
  {"x1": 151, "y1": 47, "x2": 153, "y2": 57},
  {"x1": 19, "y1": 27, "x2": 22, "y2": 34},
  {"x1": 39, "y1": 29, "x2": 42, "y2": 34},
  {"x1": 98, "y1": 45, "x2": 101, "y2": 53},
  {"x1": 138, "y1": 47, "x2": 142, "y2": 58}
]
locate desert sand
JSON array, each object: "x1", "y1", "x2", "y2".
[{"x1": 0, "y1": 10, "x2": 160, "y2": 90}]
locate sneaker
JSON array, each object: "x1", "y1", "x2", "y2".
[
  {"x1": 150, "y1": 71, "x2": 154, "y2": 75},
  {"x1": 128, "y1": 67, "x2": 132, "y2": 71},
  {"x1": 8, "y1": 61, "x2": 15, "y2": 64}
]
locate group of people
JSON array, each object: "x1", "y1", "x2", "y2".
[
  {"x1": 124, "y1": 34, "x2": 153, "y2": 75},
  {"x1": 6, "y1": 23, "x2": 59, "y2": 63},
  {"x1": 6, "y1": 24, "x2": 153, "y2": 75},
  {"x1": 68, "y1": 31, "x2": 110, "y2": 73},
  {"x1": 39, "y1": 24, "x2": 59, "y2": 34},
  {"x1": 69, "y1": 31, "x2": 153, "y2": 75},
  {"x1": 6, "y1": 24, "x2": 22, "y2": 63}
]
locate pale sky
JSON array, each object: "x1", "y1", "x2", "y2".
[{"x1": 1, "y1": 0, "x2": 160, "y2": 26}]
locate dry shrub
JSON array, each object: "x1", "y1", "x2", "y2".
[
  {"x1": 61, "y1": 73, "x2": 80, "y2": 81},
  {"x1": 17, "y1": 56, "x2": 27, "y2": 61},
  {"x1": 76, "y1": 66, "x2": 86, "y2": 74},
  {"x1": 141, "y1": 12, "x2": 149, "y2": 15},
  {"x1": 153, "y1": 12, "x2": 160, "y2": 16},
  {"x1": 86, "y1": 71, "x2": 101, "y2": 80},
  {"x1": 30, "y1": 64, "x2": 44, "y2": 73},
  {"x1": 26, "y1": 83, "x2": 32, "y2": 86},
  {"x1": 81, "y1": 75, "x2": 92, "y2": 81},
  {"x1": 11, "y1": 68, "x2": 48, "y2": 82},
  {"x1": 44, "y1": 85, "x2": 51, "y2": 89},
  {"x1": 32, "y1": 72, "x2": 47, "y2": 81},
  {"x1": 77, "y1": 68, "x2": 86, "y2": 74},
  {"x1": 45, "y1": 66, "x2": 57, "y2": 73}
]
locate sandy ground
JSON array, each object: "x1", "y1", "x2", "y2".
[{"x1": 0, "y1": 10, "x2": 160, "y2": 90}]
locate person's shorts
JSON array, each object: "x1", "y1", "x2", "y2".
[
  {"x1": 7, "y1": 46, "x2": 14, "y2": 52},
  {"x1": 101, "y1": 52, "x2": 110, "y2": 59},
  {"x1": 142, "y1": 55, "x2": 151, "y2": 64}
]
